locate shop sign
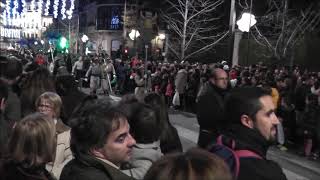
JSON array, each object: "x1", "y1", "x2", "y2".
[{"x1": 0, "y1": 27, "x2": 21, "y2": 39}]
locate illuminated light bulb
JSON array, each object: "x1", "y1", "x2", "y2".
[
  {"x1": 45, "y1": 0, "x2": 51, "y2": 16},
  {"x1": 54, "y1": 0, "x2": 59, "y2": 18},
  {"x1": 67, "y1": 0, "x2": 75, "y2": 19},
  {"x1": 61, "y1": 0, "x2": 66, "y2": 20}
]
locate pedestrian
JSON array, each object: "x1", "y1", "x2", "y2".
[
  {"x1": 0, "y1": 80, "x2": 9, "y2": 157},
  {"x1": 120, "y1": 102, "x2": 163, "y2": 179},
  {"x1": 35, "y1": 92, "x2": 72, "y2": 179},
  {"x1": 196, "y1": 68, "x2": 229, "y2": 148},
  {"x1": 144, "y1": 93, "x2": 183, "y2": 154},
  {"x1": 85, "y1": 57, "x2": 104, "y2": 95},
  {"x1": 72, "y1": 56, "x2": 85, "y2": 81},
  {"x1": 0, "y1": 113, "x2": 56, "y2": 180},
  {"x1": 214, "y1": 87, "x2": 287, "y2": 180},
  {"x1": 60, "y1": 98, "x2": 136, "y2": 180},
  {"x1": 174, "y1": 64, "x2": 188, "y2": 110}
]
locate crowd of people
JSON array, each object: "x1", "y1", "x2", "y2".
[{"x1": 0, "y1": 49, "x2": 320, "y2": 180}]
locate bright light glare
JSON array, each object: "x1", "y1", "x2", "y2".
[
  {"x1": 129, "y1": 29, "x2": 140, "y2": 40},
  {"x1": 236, "y1": 12, "x2": 256, "y2": 32},
  {"x1": 158, "y1": 33, "x2": 166, "y2": 40},
  {"x1": 81, "y1": 34, "x2": 89, "y2": 42}
]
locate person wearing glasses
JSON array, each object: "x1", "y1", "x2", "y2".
[
  {"x1": 196, "y1": 68, "x2": 230, "y2": 148},
  {"x1": 35, "y1": 92, "x2": 72, "y2": 179}
]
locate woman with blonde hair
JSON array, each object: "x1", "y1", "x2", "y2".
[
  {"x1": 0, "y1": 113, "x2": 56, "y2": 180},
  {"x1": 35, "y1": 92, "x2": 72, "y2": 179}
]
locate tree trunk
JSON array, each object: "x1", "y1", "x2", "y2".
[{"x1": 181, "y1": 0, "x2": 189, "y2": 61}]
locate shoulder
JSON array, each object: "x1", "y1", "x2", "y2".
[
  {"x1": 239, "y1": 158, "x2": 286, "y2": 180},
  {"x1": 61, "y1": 159, "x2": 110, "y2": 180}
]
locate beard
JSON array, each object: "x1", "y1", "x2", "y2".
[{"x1": 253, "y1": 124, "x2": 278, "y2": 145}]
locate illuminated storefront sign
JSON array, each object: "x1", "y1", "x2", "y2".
[{"x1": 0, "y1": 27, "x2": 21, "y2": 39}]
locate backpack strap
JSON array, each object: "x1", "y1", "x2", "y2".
[
  {"x1": 235, "y1": 150, "x2": 263, "y2": 159},
  {"x1": 216, "y1": 135, "x2": 236, "y2": 149}
]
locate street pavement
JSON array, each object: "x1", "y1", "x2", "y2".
[{"x1": 168, "y1": 110, "x2": 320, "y2": 180}]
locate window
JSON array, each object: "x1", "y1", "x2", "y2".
[{"x1": 97, "y1": 5, "x2": 123, "y2": 30}]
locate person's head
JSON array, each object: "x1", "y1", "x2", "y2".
[
  {"x1": 69, "y1": 98, "x2": 136, "y2": 166},
  {"x1": 209, "y1": 68, "x2": 228, "y2": 89},
  {"x1": 36, "y1": 92, "x2": 62, "y2": 119},
  {"x1": 1, "y1": 57, "x2": 22, "y2": 81},
  {"x1": 124, "y1": 102, "x2": 160, "y2": 144},
  {"x1": 144, "y1": 148, "x2": 232, "y2": 180},
  {"x1": 55, "y1": 75, "x2": 78, "y2": 95},
  {"x1": 8, "y1": 113, "x2": 56, "y2": 167},
  {"x1": 225, "y1": 87, "x2": 280, "y2": 142}
]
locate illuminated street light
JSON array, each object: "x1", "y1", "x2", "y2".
[
  {"x1": 81, "y1": 34, "x2": 89, "y2": 43},
  {"x1": 158, "y1": 33, "x2": 165, "y2": 40},
  {"x1": 129, "y1": 29, "x2": 140, "y2": 40},
  {"x1": 236, "y1": 12, "x2": 256, "y2": 32}
]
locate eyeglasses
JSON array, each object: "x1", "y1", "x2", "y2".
[{"x1": 38, "y1": 104, "x2": 53, "y2": 110}]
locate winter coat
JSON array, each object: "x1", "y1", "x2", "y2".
[
  {"x1": 46, "y1": 119, "x2": 72, "y2": 179},
  {"x1": 196, "y1": 81, "x2": 227, "y2": 148},
  {"x1": 134, "y1": 75, "x2": 145, "y2": 101},
  {"x1": 122, "y1": 142, "x2": 163, "y2": 179},
  {"x1": 60, "y1": 153, "x2": 135, "y2": 180},
  {"x1": 225, "y1": 124, "x2": 287, "y2": 180},
  {"x1": 174, "y1": 69, "x2": 188, "y2": 94}
]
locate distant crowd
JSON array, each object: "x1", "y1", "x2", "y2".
[{"x1": 1, "y1": 49, "x2": 320, "y2": 180}]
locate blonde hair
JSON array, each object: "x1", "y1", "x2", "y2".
[
  {"x1": 36, "y1": 91, "x2": 62, "y2": 118},
  {"x1": 9, "y1": 113, "x2": 56, "y2": 167}
]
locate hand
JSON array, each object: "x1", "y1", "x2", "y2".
[{"x1": 84, "y1": 78, "x2": 88, "y2": 82}]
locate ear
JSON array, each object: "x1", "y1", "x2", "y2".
[
  {"x1": 0, "y1": 98, "x2": 5, "y2": 111},
  {"x1": 240, "y1": 114, "x2": 254, "y2": 129},
  {"x1": 90, "y1": 147, "x2": 105, "y2": 159}
]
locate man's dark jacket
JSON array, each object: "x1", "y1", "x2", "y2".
[
  {"x1": 225, "y1": 124, "x2": 287, "y2": 180},
  {"x1": 60, "y1": 153, "x2": 135, "y2": 180},
  {"x1": 196, "y1": 81, "x2": 227, "y2": 148}
]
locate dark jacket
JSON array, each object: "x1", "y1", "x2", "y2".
[
  {"x1": 226, "y1": 124, "x2": 287, "y2": 180},
  {"x1": 0, "y1": 160, "x2": 55, "y2": 180},
  {"x1": 196, "y1": 82, "x2": 227, "y2": 148},
  {"x1": 60, "y1": 153, "x2": 135, "y2": 180}
]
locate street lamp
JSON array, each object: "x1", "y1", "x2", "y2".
[
  {"x1": 230, "y1": 0, "x2": 256, "y2": 66},
  {"x1": 81, "y1": 34, "x2": 89, "y2": 55},
  {"x1": 236, "y1": 12, "x2": 256, "y2": 32},
  {"x1": 158, "y1": 33, "x2": 165, "y2": 40},
  {"x1": 129, "y1": 29, "x2": 140, "y2": 40},
  {"x1": 81, "y1": 34, "x2": 89, "y2": 43}
]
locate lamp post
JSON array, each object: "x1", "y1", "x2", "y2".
[
  {"x1": 157, "y1": 33, "x2": 165, "y2": 61},
  {"x1": 129, "y1": 29, "x2": 140, "y2": 56},
  {"x1": 230, "y1": 2, "x2": 256, "y2": 67},
  {"x1": 81, "y1": 34, "x2": 88, "y2": 55}
]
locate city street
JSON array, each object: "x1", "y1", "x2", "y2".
[{"x1": 168, "y1": 110, "x2": 320, "y2": 180}]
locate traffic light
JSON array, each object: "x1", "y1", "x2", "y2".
[
  {"x1": 57, "y1": 36, "x2": 69, "y2": 53},
  {"x1": 124, "y1": 48, "x2": 128, "y2": 54},
  {"x1": 59, "y1": 37, "x2": 68, "y2": 49}
]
